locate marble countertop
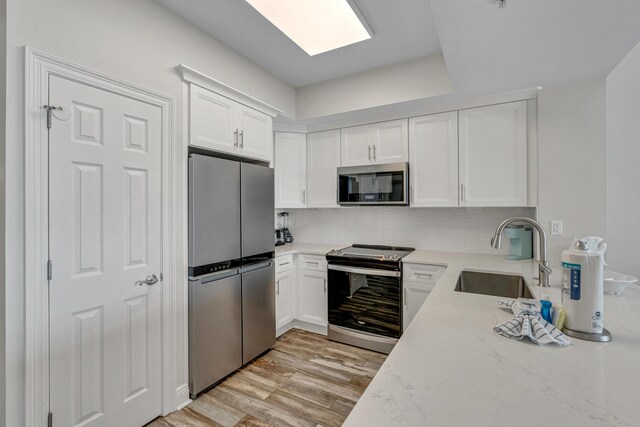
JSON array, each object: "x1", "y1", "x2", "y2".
[{"x1": 344, "y1": 249, "x2": 640, "y2": 427}]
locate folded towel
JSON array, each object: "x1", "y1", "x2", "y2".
[{"x1": 494, "y1": 299, "x2": 571, "y2": 346}]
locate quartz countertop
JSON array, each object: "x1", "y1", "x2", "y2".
[
  {"x1": 343, "y1": 249, "x2": 640, "y2": 427},
  {"x1": 275, "y1": 242, "x2": 344, "y2": 257}
]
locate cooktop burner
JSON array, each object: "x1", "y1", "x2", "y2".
[{"x1": 327, "y1": 244, "x2": 415, "y2": 262}]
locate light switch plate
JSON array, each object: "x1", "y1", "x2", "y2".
[{"x1": 551, "y1": 220, "x2": 563, "y2": 236}]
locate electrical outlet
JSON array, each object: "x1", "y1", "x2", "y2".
[{"x1": 551, "y1": 220, "x2": 563, "y2": 236}]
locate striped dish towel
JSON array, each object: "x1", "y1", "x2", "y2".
[{"x1": 494, "y1": 299, "x2": 571, "y2": 346}]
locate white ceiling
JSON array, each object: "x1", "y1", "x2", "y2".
[
  {"x1": 429, "y1": 0, "x2": 640, "y2": 96},
  {"x1": 155, "y1": 0, "x2": 443, "y2": 87}
]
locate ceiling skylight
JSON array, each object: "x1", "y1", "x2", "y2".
[{"x1": 245, "y1": 0, "x2": 372, "y2": 56}]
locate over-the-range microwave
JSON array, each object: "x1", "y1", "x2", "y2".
[{"x1": 337, "y1": 162, "x2": 409, "y2": 206}]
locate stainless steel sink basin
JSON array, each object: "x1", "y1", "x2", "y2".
[{"x1": 455, "y1": 271, "x2": 533, "y2": 299}]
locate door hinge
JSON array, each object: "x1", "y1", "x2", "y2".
[
  {"x1": 47, "y1": 412, "x2": 53, "y2": 427},
  {"x1": 42, "y1": 105, "x2": 63, "y2": 129},
  {"x1": 47, "y1": 260, "x2": 52, "y2": 281}
]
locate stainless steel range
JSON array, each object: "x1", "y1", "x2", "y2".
[{"x1": 326, "y1": 244, "x2": 414, "y2": 354}]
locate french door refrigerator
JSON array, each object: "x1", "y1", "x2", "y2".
[{"x1": 188, "y1": 154, "x2": 275, "y2": 398}]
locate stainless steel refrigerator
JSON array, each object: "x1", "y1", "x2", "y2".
[{"x1": 188, "y1": 154, "x2": 275, "y2": 398}]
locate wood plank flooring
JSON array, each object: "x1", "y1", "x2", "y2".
[{"x1": 147, "y1": 328, "x2": 385, "y2": 427}]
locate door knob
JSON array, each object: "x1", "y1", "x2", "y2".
[{"x1": 136, "y1": 274, "x2": 159, "y2": 286}]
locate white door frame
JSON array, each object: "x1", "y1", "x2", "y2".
[{"x1": 24, "y1": 46, "x2": 178, "y2": 426}]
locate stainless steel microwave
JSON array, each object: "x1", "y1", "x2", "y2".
[{"x1": 337, "y1": 162, "x2": 409, "y2": 206}]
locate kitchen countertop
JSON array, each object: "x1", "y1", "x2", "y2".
[
  {"x1": 275, "y1": 242, "x2": 344, "y2": 257},
  {"x1": 344, "y1": 249, "x2": 640, "y2": 427}
]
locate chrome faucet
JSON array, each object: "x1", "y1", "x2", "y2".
[{"x1": 491, "y1": 217, "x2": 552, "y2": 288}]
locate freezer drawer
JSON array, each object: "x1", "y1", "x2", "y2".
[
  {"x1": 241, "y1": 163, "x2": 275, "y2": 259},
  {"x1": 241, "y1": 261, "x2": 276, "y2": 364},
  {"x1": 189, "y1": 272, "x2": 242, "y2": 396}
]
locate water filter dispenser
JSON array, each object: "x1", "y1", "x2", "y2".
[{"x1": 504, "y1": 225, "x2": 533, "y2": 260}]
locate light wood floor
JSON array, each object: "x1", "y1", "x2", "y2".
[{"x1": 148, "y1": 328, "x2": 386, "y2": 427}]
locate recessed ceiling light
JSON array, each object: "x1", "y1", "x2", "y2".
[{"x1": 246, "y1": 0, "x2": 372, "y2": 56}]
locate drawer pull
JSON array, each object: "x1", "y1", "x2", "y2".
[{"x1": 278, "y1": 261, "x2": 291, "y2": 266}]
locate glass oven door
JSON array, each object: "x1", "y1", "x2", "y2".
[{"x1": 327, "y1": 264, "x2": 402, "y2": 339}]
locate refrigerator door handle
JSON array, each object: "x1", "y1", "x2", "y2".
[{"x1": 239, "y1": 260, "x2": 273, "y2": 274}]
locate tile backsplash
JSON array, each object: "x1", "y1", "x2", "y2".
[{"x1": 280, "y1": 207, "x2": 536, "y2": 255}]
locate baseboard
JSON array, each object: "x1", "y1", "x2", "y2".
[
  {"x1": 292, "y1": 320, "x2": 328, "y2": 336},
  {"x1": 277, "y1": 321, "x2": 295, "y2": 337},
  {"x1": 175, "y1": 384, "x2": 191, "y2": 411}
]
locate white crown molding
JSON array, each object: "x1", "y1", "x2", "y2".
[
  {"x1": 177, "y1": 64, "x2": 283, "y2": 117},
  {"x1": 273, "y1": 122, "x2": 308, "y2": 133}
]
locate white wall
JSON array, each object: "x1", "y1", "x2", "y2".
[
  {"x1": 295, "y1": 54, "x2": 453, "y2": 120},
  {"x1": 606, "y1": 40, "x2": 640, "y2": 278},
  {"x1": 3, "y1": 0, "x2": 295, "y2": 425},
  {"x1": 286, "y1": 207, "x2": 535, "y2": 255},
  {"x1": 537, "y1": 80, "x2": 608, "y2": 268},
  {"x1": 0, "y1": 0, "x2": 6, "y2": 422}
]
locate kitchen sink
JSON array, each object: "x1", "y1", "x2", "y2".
[{"x1": 455, "y1": 271, "x2": 533, "y2": 299}]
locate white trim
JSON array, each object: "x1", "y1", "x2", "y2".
[
  {"x1": 24, "y1": 46, "x2": 180, "y2": 426},
  {"x1": 304, "y1": 87, "x2": 540, "y2": 133},
  {"x1": 176, "y1": 64, "x2": 283, "y2": 118},
  {"x1": 272, "y1": 122, "x2": 308, "y2": 133}
]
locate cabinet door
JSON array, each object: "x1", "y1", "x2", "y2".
[
  {"x1": 275, "y1": 271, "x2": 294, "y2": 332},
  {"x1": 402, "y1": 281, "x2": 435, "y2": 331},
  {"x1": 370, "y1": 119, "x2": 409, "y2": 165},
  {"x1": 298, "y1": 270, "x2": 328, "y2": 326},
  {"x1": 459, "y1": 101, "x2": 527, "y2": 207},
  {"x1": 238, "y1": 105, "x2": 273, "y2": 162},
  {"x1": 340, "y1": 125, "x2": 371, "y2": 166},
  {"x1": 190, "y1": 84, "x2": 237, "y2": 153},
  {"x1": 409, "y1": 112, "x2": 459, "y2": 207},
  {"x1": 274, "y1": 132, "x2": 307, "y2": 208},
  {"x1": 307, "y1": 130, "x2": 341, "y2": 208}
]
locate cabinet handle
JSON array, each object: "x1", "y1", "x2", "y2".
[
  {"x1": 302, "y1": 190, "x2": 306, "y2": 203},
  {"x1": 415, "y1": 272, "x2": 433, "y2": 277},
  {"x1": 234, "y1": 129, "x2": 239, "y2": 148},
  {"x1": 276, "y1": 280, "x2": 280, "y2": 295},
  {"x1": 368, "y1": 145, "x2": 372, "y2": 161},
  {"x1": 373, "y1": 145, "x2": 377, "y2": 161},
  {"x1": 278, "y1": 261, "x2": 291, "y2": 267},
  {"x1": 410, "y1": 185, "x2": 414, "y2": 203},
  {"x1": 239, "y1": 130, "x2": 244, "y2": 149},
  {"x1": 460, "y1": 184, "x2": 465, "y2": 203},
  {"x1": 324, "y1": 278, "x2": 327, "y2": 294},
  {"x1": 404, "y1": 289, "x2": 407, "y2": 306}
]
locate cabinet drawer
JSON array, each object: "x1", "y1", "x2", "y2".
[
  {"x1": 275, "y1": 254, "x2": 294, "y2": 273},
  {"x1": 403, "y1": 263, "x2": 445, "y2": 284},
  {"x1": 299, "y1": 254, "x2": 327, "y2": 271}
]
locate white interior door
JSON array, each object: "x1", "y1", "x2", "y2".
[{"x1": 48, "y1": 75, "x2": 163, "y2": 427}]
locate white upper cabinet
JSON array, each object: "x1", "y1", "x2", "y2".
[
  {"x1": 238, "y1": 105, "x2": 273, "y2": 161},
  {"x1": 274, "y1": 132, "x2": 307, "y2": 208},
  {"x1": 459, "y1": 101, "x2": 527, "y2": 207},
  {"x1": 409, "y1": 112, "x2": 459, "y2": 207},
  {"x1": 370, "y1": 119, "x2": 409, "y2": 164},
  {"x1": 340, "y1": 119, "x2": 408, "y2": 166},
  {"x1": 190, "y1": 85, "x2": 236, "y2": 153},
  {"x1": 307, "y1": 130, "x2": 341, "y2": 208},
  {"x1": 340, "y1": 125, "x2": 370, "y2": 166},
  {"x1": 189, "y1": 84, "x2": 273, "y2": 162}
]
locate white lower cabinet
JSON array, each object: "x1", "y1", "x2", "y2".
[
  {"x1": 298, "y1": 269, "x2": 328, "y2": 326},
  {"x1": 402, "y1": 263, "x2": 445, "y2": 331},
  {"x1": 275, "y1": 270, "x2": 295, "y2": 330},
  {"x1": 275, "y1": 253, "x2": 328, "y2": 336},
  {"x1": 403, "y1": 281, "x2": 435, "y2": 331}
]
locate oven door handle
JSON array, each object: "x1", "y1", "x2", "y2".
[{"x1": 327, "y1": 264, "x2": 401, "y2": 278}]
